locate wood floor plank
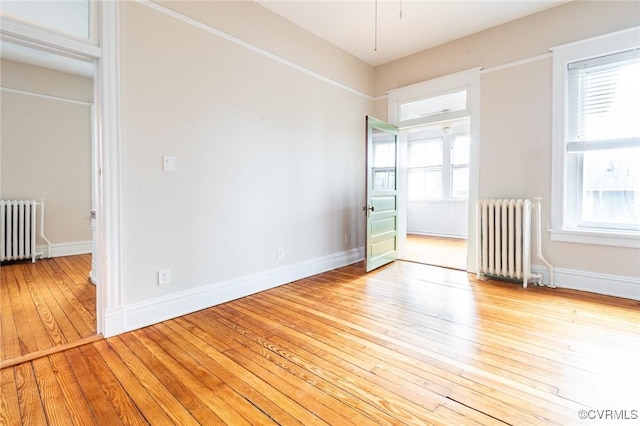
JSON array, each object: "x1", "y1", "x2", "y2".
[
  {"x1": 212, "y1": 303, "x2": 448, "y2": 424},
  {"x1": 46, "y1": 352, "x2": 97, "y2": 426},
  {"x1": 91, "y1": 338, "x2": 180, "y2": 425},
  {"x1": 54, "y1": 256, "x2": 89, "y2": 286},
  {"x1": 99, "y1": 337, "x2": 200, "y2": 426},
  {"x1": 121, "y1": 328, "x2": 243, "y2": 426},
  {"x1": 77, "y1": 344, "x2": 148, "y2": 425},
  {"x1": 192, "y1": 311, "x2": 381, "y2": 426},
  {"x1": 31, "y1": 356, "x2": 74, "y2": 425},
  {"x1": 13, "y1": 362, "x2": 47, "y2": 425},
  {"x1": 0, "y1": 268, "x2": 21, "y2": 361},
  {"x1": 1, "y1": 257, "x2": 638, "y2": 425},
  {"x1": 62, "y1": 348, "x2": 125, "y2": 426},
  {"x1": 0, "y1": 367, "x2": 21, "y2": 425},
  {"x1": 276, "y1": 272, "x2": 576, "y2": 392},
  {"x1": 20, "y1": 263, "x2": 74, "y2": 348},
  {"x1": 38, "y1": 260, "x2": 95, "y2": 332},
  {"x1": 4, "y1": 263, "x2": 49, "y2": 354},
  {"x1": 282, "y1": 279, "x2": 584, "y2": 385},
  {"x1": 227, "y1": 294, "x2": 570, "y2": 425},
  {"x1": 31, "y1": 262, "x2": 89, "y2": 343},
  {"x1": 1, "y1": 255, "x2": 96, "y2": 364},
  {"x1": 164, "y1": 317, "x2": 329, "y2": 426}
]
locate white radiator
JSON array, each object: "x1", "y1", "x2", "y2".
[
  {"x1": 0, "y1": 199, "x2": 50, "y2": 263},
  {"x1": 476, "y1": 199, "x2": 535, "y2": 287}
]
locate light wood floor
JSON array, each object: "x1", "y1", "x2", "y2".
[
  {"x1": 2, "y1": 260, "x2": 639, "y2": 425},
  {"x1": 404, "y1": 234, "x2": 467, "y2": 270},
  {"x1": 0, "y1": 254, "x2": 97, "y2": 367}
]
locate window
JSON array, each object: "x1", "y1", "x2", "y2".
[
  {"x1": 372, "y1": 129, "x2": 397, "y2": 191},
  {"x1": 400, "y1": 89, "x2": 467, "y2": 121},
  {"x1": 551, "y1": 28, "x2": 640, "y2": 247},
  {"x1": 407, "y1": 119, "x2": 470, "y2": 201},
  {"x1": 1, "y1": 1, "x2": 91, "y2": 39}
]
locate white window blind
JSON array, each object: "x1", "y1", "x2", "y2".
[{"x1": 567, "y1": 48, "x2": 640, "y2": 153}]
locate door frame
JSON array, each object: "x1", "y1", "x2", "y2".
[
  {"x1": 388, "y1": 68, "x2": 481, "y2": 272},
  {"x1": 0, "y1": 1, "x2": 122, "y2": 336}
]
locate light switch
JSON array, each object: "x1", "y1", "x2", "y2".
[{"x1": 163, "y1": 156, "x2": 176, "y2": 172}]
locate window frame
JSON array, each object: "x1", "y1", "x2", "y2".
[
  {"x1": 550, "y1": 26, "x2": 640, "y2": 248},
  {"x1": 406, "y1": 121, "x2": 470, "y2": 201}
]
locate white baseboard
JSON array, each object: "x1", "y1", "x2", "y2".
[
  {"x1": 103, "y1": 247, "x2": 364, "y2": 337},
  {"x1": 532, "y1": 265, "x2": 640, "y2": 301},
  {"x1": 407, "y1": 231, "x2": 467, "y2": 239},
  {"x1": 38, "y1": 241, "x2": 92, "y2": 258},
  {"x1": 102, "y1": 248, "x2": 636, "y2": 337}
]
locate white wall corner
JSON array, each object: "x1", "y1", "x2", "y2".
[
  {"x1": 108, "y1": 247, "x2": 364, "y2": 336},
  {"x1": 532, "y1": 265, "x2": 640, "y2": 301},
  {"x1": 102, "y1": 305, "x2": 126, "y2": 337}
]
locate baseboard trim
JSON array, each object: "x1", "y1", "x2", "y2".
[
  {"x1": 532, "y1": 265, "x2": 640, "y2": 301},
  {"x1": 38, "y1": 241, "x2": 92, "y2": 258},
  {"x1": 103, "y1": 247, "x2": 364, "y2": 337}
]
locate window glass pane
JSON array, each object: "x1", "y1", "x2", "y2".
[
  {"x1": 409, "y1": 138, "x2": 442, "y2": 168},
  {"x1": 408, "y1": 142, "x2": 427, "y2": 168},
  {"x1": 372, "y1": 129, "x2": 396, "y2": 168},
  {"x1": 569, "y1": 52, "x2": 640, "y2": 142},
  {"x1": 400, "y1": 90, "x2": 467, "y2": 121},
  {"x1": 424, "y1": 169, "x2": 442, "y2": 199},
  {"x1": 371, "y1": 128, "x2": 396, "y2": 191},
  {"x1": 407, "y1": 169, "x2": 442, "y2": 199},
  {"x1": 1, "y1": 1, "x2": 90, "y2": 39},
  {"x1": 452, "y1": 135, "x2": 470, "y2": 165},
  {"x1": 581, "y1": 147, "x2": 640, "y2": 227},
  {"x1": 452, "y1": 167, "x2": 469, "y2": 198},
  {"x1": 408, "y1": 169, "x2": 425, "y2": 200},
  {"x1": 374, "y1": 169, "x2": 396, "y2": 191}
]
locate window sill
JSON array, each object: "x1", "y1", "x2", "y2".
[{"x1": 549, "y1": 228, "x2": 640, "y2": 249}]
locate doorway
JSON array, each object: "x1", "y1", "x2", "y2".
[
  {"x1": 387, "y1": 69, "x2": 480, "y2": 273},
  {"x1": 0, "y1": 2, "x2": 100, "y2": 364},
  {"x1": 401, "y1": 118, "x2": 470, "y2": 270}
]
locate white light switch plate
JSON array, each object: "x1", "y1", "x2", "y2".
[{"x1": 163, "y1": 156, "x2": 176, "y2": 171}]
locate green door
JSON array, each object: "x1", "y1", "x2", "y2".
[{"x1": 365, "y1": 116, "x2": 399, "y2": 272}]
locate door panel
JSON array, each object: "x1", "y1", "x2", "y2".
[{"x1": 365, "y1": 116, "x2": 399, "y2": 272}]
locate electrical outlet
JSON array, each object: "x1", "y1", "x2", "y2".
[
  {"x1": 344, "y1": 234, "x2": 350, "y2": 245},
  {"x1": 158, "y1": 269, "x2": 170, "y2": 286},
  {"x1": 277, "y1": 247, "x2": 285, "y2": 260}
]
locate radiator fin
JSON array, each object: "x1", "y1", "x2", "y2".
[
  {"x1": 477, "y1": 199, "x2": 532, "y2": 288},
  {"x1": 1, "y1": 200, "x2": 44, "y2": 263}
]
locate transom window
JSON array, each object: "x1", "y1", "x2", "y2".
[
  {"x1": 400, "y1": 89, "x2": 467, "y2": 121},
  {"x1": 0, "y1": 0, "x2": 91, "y2": 39}
]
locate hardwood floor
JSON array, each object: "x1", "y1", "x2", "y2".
[
  {"x1": 403, "y1": 234, "x2": 467, "y2": 270},
  {"x1": 2, "y1": 260, "x2": 639, "y2": 425},
  {"x1": 0, "y1": 254, "x2": 97, "y2": 367}
]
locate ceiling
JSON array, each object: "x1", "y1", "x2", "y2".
[
  {"x1": 257, "y1": 0, "x2": 571, "y2": 67},
  {"x1": 0, "y1": 0, "x2": 571, "y2": 76}
]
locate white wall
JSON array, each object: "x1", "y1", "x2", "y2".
[
  {"x1": 114, "y1": 1, "x2": 373, "y2": 327},
  {"x1": 408, "y1": 200, "x2": 468, "y2": 238},
  {"x1": 375, "y1": 1, "x2": 640, "y2": 298},
  {"x1": 1, "y1": 59, "x2": 93, "y2": 254}
]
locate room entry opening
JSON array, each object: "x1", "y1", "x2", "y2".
[{"x1": 402, "y1": 118, "x2": 470, "y2": 270}]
